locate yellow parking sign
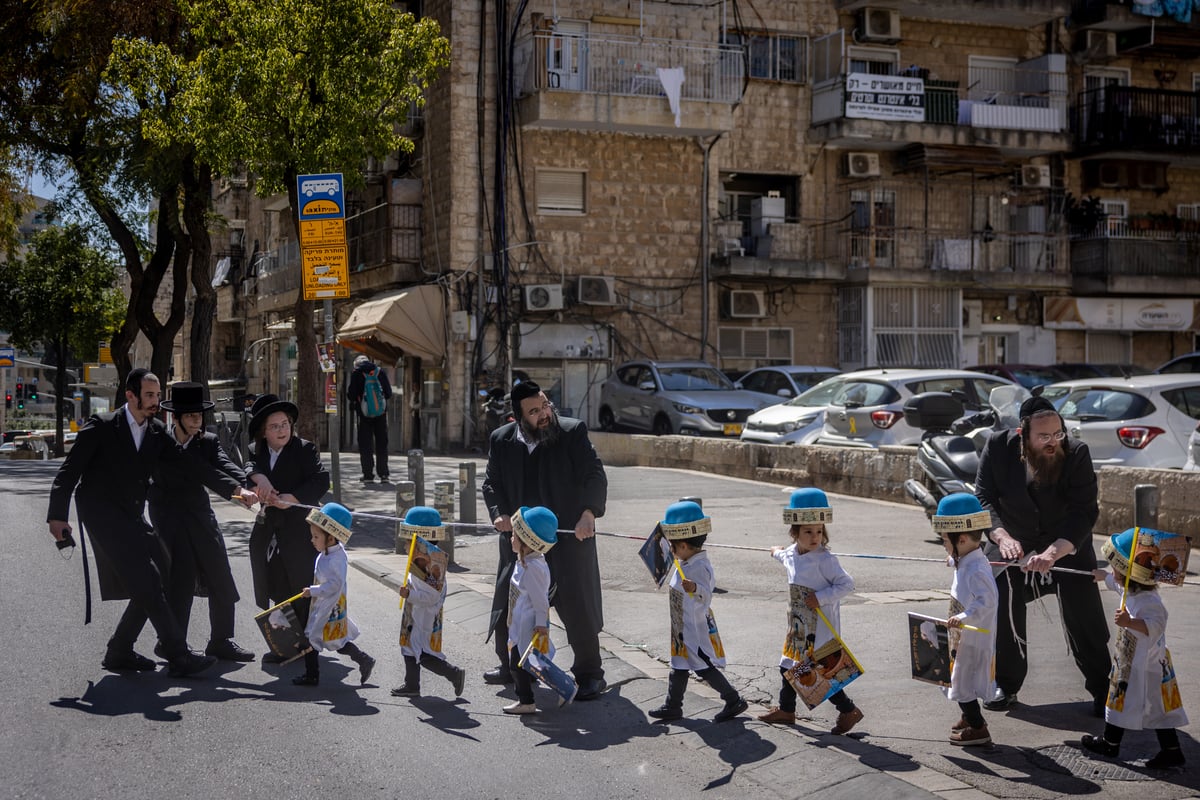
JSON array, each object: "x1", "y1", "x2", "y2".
[{"x1": 302, "y1": 245, "x2": 350, "y2": 300}]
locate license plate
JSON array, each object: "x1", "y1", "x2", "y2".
[{"x1": 723, "y1": 423, "x2": 743, "y2": 436}]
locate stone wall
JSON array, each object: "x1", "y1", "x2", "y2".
[{"x1": 592, "y1": 431, "x2": 1200, "y2": 537}]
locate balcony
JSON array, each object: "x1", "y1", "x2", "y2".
[
  {"x1": 1075, "y1": 86, "x2": 1200, "y2": 163},
  {"x1": 1071, "y1": 224, "x2": 1200, "y2": 294},
  {"x1": 513, "y1": 31, "x2": 743, "y2": 136},
  {"x1": 812, "y1": 60, "x2": 1071, "y2": 156},
  {"x1": 834, "y1": 0, "x2": 1069, "y2": 27},
  {"x1": 255, "y1": 241, "x2": 301, "y2": 312},
  {"x1": 1071, "y1": 0, "x2": 1200, "y2": 58}
]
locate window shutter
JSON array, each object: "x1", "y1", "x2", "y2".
[{"x1": 537, "y1": 170, "x2": 585, "y2": 212}]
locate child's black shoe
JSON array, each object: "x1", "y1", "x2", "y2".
[
  {"x1": 391, "y1": 684, "x2": 420, "y2": 697},
  {"x1": 648, "y1": 704, "x2": 683, "y2": 721},
  {"x1": 714, "y1": 697, "x2": 748, "y2": 723},
  {"x1": 1146, "y1": 749, "x2": 1185, "y2": 770},
  {"x1": 357, "y1": 654, "x2": 376, "y2": 685},
  {"x1": 1080, "y1": 734, "x2": 1119, "y2": 758},
  {"x1": 292, "y1": 674, "x2": 319, "y2": 686}
]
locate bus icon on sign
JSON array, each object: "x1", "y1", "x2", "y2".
[{"x1": 301, "y1": 179, "x2": 339, "y2": 197}]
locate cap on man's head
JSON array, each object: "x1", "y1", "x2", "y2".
[
  {"x1": 354, "y1": 354, "x2": 369, "y2": 367},
  {"x1": 1019, "y1": 395, "x2": 1057, "y2": 420},
  {"x1": 510, "y1": 380, "x2": 543, "y2": 410}
]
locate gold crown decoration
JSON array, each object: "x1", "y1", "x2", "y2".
[
  {"x1": 931, "y1": 510, "x2": 992, "y2": 535},
  {"x1": 513, "y1": 509, "x2": 556, "y2": 554},
  {"x1": 783, "y1": 507, "x2": 833, "y2": 525},
  {"x1": 661, "y1": 516, "x2": 713, "y2": 541},
  {"x1": 306, "y1": 508, "x2": 353, "y2": 544}
]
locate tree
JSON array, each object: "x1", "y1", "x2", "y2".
[
  {"x1": 0, "y1": 224, "x2": 124, "y2": 455},
  {"x1": 112, "y1": 0, "x2": 449, "y2": 436}
]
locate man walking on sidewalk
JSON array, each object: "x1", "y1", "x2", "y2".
[{"x1": 346, "y1": 354, "x2": 393, "y2": 483}]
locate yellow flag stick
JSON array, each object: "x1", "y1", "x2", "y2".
[
  {"x1": 673, "y1": 556, "x2": 695, "y2": 598},
  {"x1": 397, "y1": 532, "x2": 419, "y2": 613},
  {"x1": 813, "y1": 606, "x2": 867, "y2": 675},
  {"x1": 1120, "y1": 526, "x2": 1140, "y2": 612}
]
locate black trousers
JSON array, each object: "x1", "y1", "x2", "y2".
[
  {"x1": 664, "y1": 650, "x2": 739, "y2": 710},
  {"x1": 510, "y1": 646, "x2": 535, "y2": 704},
  {"x1": 994, "y1": 568, "x2": 1111, "y2": 700},
  {"x1": 1103, "y1": 723, "x2": 1180, "y2": 750},
  {"x1": 154, "y1": 508, "x2": 241, "y2": 645},
  {"x1": 776, "y1": 666, "x2": 855, "y2": 714},
  {"x1": 356, "y1": 414, "x2": 389, "y2": 478},
  {"x1": 303, "y1": 641, "x2": 367, "y2": 677},
  {"x1": 403, "y1": 654, "x2": 460, "y2": 689}
]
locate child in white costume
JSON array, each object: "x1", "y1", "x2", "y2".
[
  {"x1": 1082, "y1": 527, "x2": 1188, "y2": 770},
  {"x1": 391, "y1": 506, "x2": 466, "y2": 699},
  {"x1": 758, "y1": 488, "x2": 863, "y2": 735},
  {"x1": 504, "y1": 506, "x2": 558, "y2": 715},
  {"x1": 647, "y1": 501, "x2": 747, "y2": 724},
  {"x1": 293, "y1": 503, "x2": 375, "y2": 687},
  {"x1": 933, "y1": 493, "x2": 998, "y2": 747}
]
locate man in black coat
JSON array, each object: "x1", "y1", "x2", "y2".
[
  {"x1": 150, "y1": 382, "x2": 259, "y2": 662},
  {"x1": 346, "y1": 354, "x2": 393, "y2": 483},
  {"x1": 482, "y1": 381, "x2": 609, "y2": 700},
  {"x1": 47, "y1": 369, "x2": 216, "y2": 677},
  {"x1": 975, "y1": 395, "x2": 1111, "y2": 715}
]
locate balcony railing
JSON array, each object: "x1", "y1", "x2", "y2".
[
  {"x1": 347, "y1": 203, "x2": 421, "y2": 269},
  {"x1": 514, "y1": 31, "x2": 744, "y2": 104},
  {"x1": 255, "y1": 241, "x2": 300, "y2": 299},
  {"x1": 816, "y1": 227, "x2": 1067, "y2": 273},
  {"x1": 1076, "y1": 85, "x2": 1200, "y2": 152},
  {"x1": 1072, "y1": 236, "x2": 1200, "y2": 278}
]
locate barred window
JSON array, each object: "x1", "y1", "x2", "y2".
[{"x1": 729, "y1": 32, "x2": 808, "y2": 84}]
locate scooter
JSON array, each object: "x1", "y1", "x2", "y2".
[
  {"x1": 903, "y1": 385, "x2": 1029, "y2": 518},
  {"x1": 481, "y1": 387, "x2": 513, "y2": 435}
]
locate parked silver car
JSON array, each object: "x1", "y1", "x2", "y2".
[
  {"x1": 735, "y1": 365, "x2": 840, "y2": 406},
  {"x1": 598, "y1": 360, "x2": 769, "y2": 436},
  {"x1": 1041, "y1": 374, "x2": 1200, "y2": 469},
  {"x1": 740, "y1": 374, "x2": 847, "y2": 445},
  {"x1": 814, "y1": 368, "x2": 1015, "y2": 448}
]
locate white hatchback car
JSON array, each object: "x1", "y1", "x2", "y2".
[
  {"x1": 1041, "y1": 374, "x2": 1200, "y2": 469},
  {"x1": 740, "y1": 375, "x2": 847, "y2": 445}
]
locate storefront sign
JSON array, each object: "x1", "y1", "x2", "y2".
[{"x1": 1044, "y1": 297, "x2": 1198, "y2": 331}]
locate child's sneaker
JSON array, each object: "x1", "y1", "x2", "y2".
[
  {"x1": 503, "y1": 701, "x2": 537, "y2": 715},
  {"x1": 1080, "y1": 734, "x2": 1119, "y2": 758},
  {"x1": 357, "y1": 654, "x2": 376, "y2": 685},
  {"x1": 390, "y1": 684, "x2": 420, "y2": 697},
  {"x1": 648, "y1": 704, "x2": 683, "y2": 721},
  {"x1": 757, "y1": 707, "x2": 796, "y2": 724},
  {"x1": 950, "y1": 724, "x2": 991, "y2": 746},
  {"x1": 450, "y1": 666, "x2": 466, "y2": 697},
  {"x1": 951, "y1": 716, "x2": 970, "y2": 732},
  {"x1": 1146, "y1": 748, "x2": 1185, "y2": 770},
  {"x1": 714, "y1": 697, "x2": 748, "y2": 723},
  {"x1": 831, "y1": 707, "x2": 864, "y2": 735}
]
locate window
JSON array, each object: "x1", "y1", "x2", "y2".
[
  {"x1": 1057, "y1": 388, "x2": 1151, "y2": 421},
  {"x1": 849, "y1": 189, "x2": 896, "y2": 267},
  {"x1": 1102, "y1": 198, "x2": 1128, "y2": 236},
  {"x1": 730, "y1": 32, "x2": 808, "y2": 83},
  {"x1": 848, "y1": 46, "x2": 899, "y2": 76},
  {"x1": 1161, "y1": 386, "x2": 1200, "y2": 420},
  {"x1": 741, "y1": 370, "x2": 792, "y2": 397},
  {"x1": 536, "y1": 170, "x2": 586, "y2": 213},
  {"x1": 832, "y1": 381, "x2": 899, "y2": 407},
  {"x1": 717, "y1": 327, "x2": 793, "y2": 360}
]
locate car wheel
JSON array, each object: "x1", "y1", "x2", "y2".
[
  {"x1": 598, "y1": 406, "x2": 616, "y2": 432},
  {"x1": 652, "y1": 415, "x2": 674, "y2": 436}
]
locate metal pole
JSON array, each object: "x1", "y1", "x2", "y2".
[
  {"x1": 324, "y1": 299, "x2": 342, "y2": 503},
  {"x1": 407, "y1": 449, "x2": 425, "y2": 506},
  {"x1": 1133, "y1": 484, "x2": 1159, "y2": 528},
  {"x1": 458, "y1": 462, "x2": 477, "y2": 525},
  {"x1": 433, "y1": 479, "x2": 457, "y2": 563},
  {"x1": 395, "y1": 480, "x2": 417, "y2": 554}
]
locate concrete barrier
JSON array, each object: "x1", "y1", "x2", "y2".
[{"x1": 591, "y1": 431, "x2": 1200, "y2": 538}]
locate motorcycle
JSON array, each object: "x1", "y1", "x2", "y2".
[
  {"x1": 903, "y1": 384, "x2": 1030, "y2": 518},
  {"x1": 481, "y1": 387, "x2": 513, "y2": 435}
]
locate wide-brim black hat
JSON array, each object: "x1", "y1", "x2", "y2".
[
  {"x1": 161, "y1": 381, "x2": 215, "y2": 414},
  {"x1": 248, "y1": 393, "x2": 299, "y2": 438}
]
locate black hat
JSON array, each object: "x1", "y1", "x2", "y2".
[
  {"x1": 510, "y1": 380, "x2": 543, "y2": 411},
  {"x1": 1019, "y1": 395, "x2": 1057, "y2": 420},
  {"x1": 161, "y1": 381, "x2": 215, "y2": 414},
  {"x1": 248, "y1": 393, "x2": 299, "y2": 438}
]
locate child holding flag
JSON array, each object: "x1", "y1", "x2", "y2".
[
  {"x1": 647, "y1": 501, "x2": 747, "y2": 724},
  {"x1": 392, "y1": 507, "x2": 466, "y2": 699},
  {"x1": 293, "y1": 503, "x2": 375, "y2": 687},
  {"x1": 1082, "y1": 527, "x2": 1188, "y2": 769},
  {"x1": 504, "y1": 506, "x2": 559, "y2": 714},
  {"x1": 758, "y1": 488, "x2": 863, "y2": 734},
  {"x1": 933, "y1": 493, "x2": 997, "y2": 746}
]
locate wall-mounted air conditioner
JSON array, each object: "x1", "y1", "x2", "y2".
[
  {"x1": 523, "y1": 283, "x2": 564, "y2": 312},
  {"x1": 576, "y1": 275, "x2": 617, "y2": 306},
  {"x1": 1018, "y1": 164, "x2": 1051, "y2": 189},
  {"x1": 722, "y1": 290, "x2": 767, "y2": 319},
  {"x1": 859, "y1": 8, "x2": 901, "y2": 43},
  {"x1": 846, "y1": 152, "x2": 881, "y2": 178},
  {"x1": 1081, "y1": 30, "x2": 1117, "y2": 58}
]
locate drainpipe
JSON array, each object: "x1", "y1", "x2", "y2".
[{"x1": 698, "y1": 133, "x2": 724, "y2": 361}]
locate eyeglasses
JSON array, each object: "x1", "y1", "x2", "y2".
[
  {"x1": 266, "y1": 422, "x2": 291, "y2": 433},
  {"x1": 1032, "y1": 431, "x2": 1066, "y2": 443},
  {"x1": 524, "y1": 401, "x2": 555, "y2": 417}
]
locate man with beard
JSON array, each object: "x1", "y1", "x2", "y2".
[
  {"x1": 481, "y1": 380, "x2": 609, "y2": 700},
  {"x1": 974, "y1": 395, "x2": 1110, "y2": 716}
]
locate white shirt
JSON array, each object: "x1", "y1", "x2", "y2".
[
  {"x1": 515, "y1": 423, "x2": 537, "y2": 454},
  {"x1": 772, "y1": 544, "x2": 854, "y2": 667},
  {"x1": 268, "y1": 445, "x2": 283, "y2": 470},
  {"x1": 123, "y1": 404, "x2": 148, "y2": 451}
]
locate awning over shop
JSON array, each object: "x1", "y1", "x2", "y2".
[
  {"x1": 336, "y1": 284, "x2": 446, "y2": 364},
  {"x1": 1044, "y1": 296, "x2": 1199, "y2": 332}
]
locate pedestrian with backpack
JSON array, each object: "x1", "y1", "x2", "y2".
[{"x1": 347, "y1": 354, "x2": 393, "y2": 483}]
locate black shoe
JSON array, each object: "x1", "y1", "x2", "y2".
[
  {"x1": 292, "y1": 674, "x2": 319, "y2": 686},
  {"x1": 379, "y1": 475, "x2": 391, "y2": 484},
  {"x1": 357, "y1": 654, "x2": 376, "y2": 685},
  {"x1": 360, "y1": 475, "x2": 374, "y2": 483},
  {"x1": 167, "y1": 651, "x2": 217, "y2": 678},
  {"x1": 391, "y1": 684, "x2": 420, "y2": 697},
  {"x1": 206, "y1": 639, "x2": 255, "y2": 662},
  {"x1": 152, "y1": 642, "x2": 167, "y2": 661},
  {"x1": 102, "y1": 649, "x2": 157, "y2": 672},
  {"x1": 576, "y1": 677, "x2": 607, "y2": 701},
  {"x1": 1080, "y1": 734, "x2": 1120, "y2": 758},
  {"x1": 483, "y1": 667, "x2": 513, "y2": 685},
  {"x1": 1146, "y1": 748, "x2": 1185, "y2": 769},
  {"x1": 983, "y1": 689, "x2": 1018, "y2": 711},
  {"x1": 714, "y1": 697, "x2": 748, "y2": 723},
  {"x1": 262, "y1": 651, "x2": 287, "y2": 665},
  {"x1": 648, "y1": 704, "x2": 683, "y2": 721},
  {"x1": 451, "y1": 666, "x2": 466, "y2": 697}
]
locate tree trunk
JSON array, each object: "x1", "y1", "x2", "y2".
[
  {"x1": 284, "y1": 172, "x2": 322, "y2": 445},
  {"x1": 185, "y1": 161, "x2": 215, "y2": 389}
]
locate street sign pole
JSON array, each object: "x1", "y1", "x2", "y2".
[{"x1": 325, "y1": 300, "x2": 341, "y2": 503}]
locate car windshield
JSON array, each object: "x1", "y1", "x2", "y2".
[
  {"x1": 1009, "y1": 367, "x2": 1064, "y2": 389},
  {"x1": 1057, "y1": 388, "x2": 1153, "y2": 421},
  {"x1": 785, "y1": 377, "x2": 844, "y2": 407},
  {"x1": 657, "y1": 366, "x2": 733, "y2": 391}
]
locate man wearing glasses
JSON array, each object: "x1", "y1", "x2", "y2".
[{"x1": 975, "y1": 395, "x2": 1110, "y2": 717}]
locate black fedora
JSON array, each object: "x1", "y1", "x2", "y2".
[
  {"x1": 248, "y1": 393, "x2": 299, "y2": 438},
  {"x1": 161, "y1": 382, "x2": 215, "y2": 414}
]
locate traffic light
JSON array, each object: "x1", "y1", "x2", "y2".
[
  {"x1": 14, "y1": 382, "x2": 22, "y2": 399},
  {"x1": 4, "y1": 392, "x2": 10, "y2": 409},
  {"x1": 27, "y1": 381, "x2": 37, "y2": 403}
]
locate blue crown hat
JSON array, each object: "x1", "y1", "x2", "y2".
[
  {"x1": 783, "y1": 487, "x2": 833, "y2": 525},
  {"x1": 401, "y1": 505, "x2": 446, "y2": 538},
  {"x1": 513, "y1": 506, "x2": 559, "y2": 554},
  {"x1": 1101, "y1": 527, "x2": 1187, "y2": 586},
  {"x1": 932, "y1": 493, "x2": 992, "y2": 535},
  {"x1": 306, "y1": 502, "x2": 354, "y2": 544},
  {"x1": 660, "y1": 500, "x2": 712, "y2": 541}
]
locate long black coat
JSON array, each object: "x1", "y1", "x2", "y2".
[
  {"x1": 246, "y1": 436, "x2": 330, "y2": 609},
  {"x1": 482, "y1": 417, "x2": 608, "y2": 637}
]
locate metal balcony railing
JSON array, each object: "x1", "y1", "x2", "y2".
[
  {"x1": 815, "y1": 226, "x2": 1067, "y2": 273},
  {"x1": 514, "y1": 31, "x2": 744, "y2": 104},
  {"x1": 255, "y1": 241, "x2": 300, "y2": 299},
  {"x1": 1072, "y1": 237, "x2": 1200, "y2": 278},
  {"x1": 1076, "y1": 85, "x2": 1200, "y2": 151}
]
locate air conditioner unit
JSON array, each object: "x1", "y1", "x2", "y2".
[
  {"x1": 846, "y1": 152, "x2": 881, "y2": 178},
  {"x1": 522, "y1": 283, "x2": 564, "y2": 312},
  {"x1": 859, "y1": 8, "x2": 901, "y2": 43},
  {"x1": 1081, "y1": 30, "x2": 1117, "y2": 58},
  {"x1": 576, "y1": 275, "x2": 617, "y2": 306},
  {"x1": 1018, "y1": 164, "x2": 1051, "y2": 189},
  {"x1": 722, "y1": 290, "x2": 767, "y2": 319}
]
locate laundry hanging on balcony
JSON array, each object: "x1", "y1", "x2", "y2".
[
  {"x1": 336, "y1": 284, "x2": 446, "y2": 364},
  {"x1": 656, "y1": 67, "x2": 685, "y2": 127}
]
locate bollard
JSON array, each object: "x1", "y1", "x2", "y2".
[
  {"x1": 394, "y1": 480, "x2": 417, "y2": 554},
  {"x1": 1133, "y1": 484, "x2": 1159, "y2": 529},
  {"x1": 433, "y1": 479, "x2": 457, "y2": 563},
  {"x1": 458, "y1": 462, "x2": 477, "y2": 526},
  {"x1": 407, "y1": 449, "x2": 425, "y2": 507}
]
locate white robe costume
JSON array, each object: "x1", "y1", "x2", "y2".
[
  {"x1": 508, "y1": 553, "x2": 554, "y2": 659},
  {"x1": 1102, "y1": 573, "x2": 1188, "y2": 730},
  {"x1": 399, "y1": 569, "x2": 446, "y2": 662},
  {"x1": 304, "y1": 542, "x2": 360, "y2": 651},
  {"x1": 946, "y1": 547, "x2": 998, "y2": 703},
  {"x1": 773, "y1": 545, "x2": 854, "y2": 669},
  {"x1": 668, "y1": 550, "x2": 726, "y2": 671}
]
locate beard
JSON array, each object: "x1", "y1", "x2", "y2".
[
  {"x1": 1024, "y1": 440, "x2": 1066, "y2": 485},
  {"x1": 520, "y1": 412, "x2": 561, "y2": 447}
]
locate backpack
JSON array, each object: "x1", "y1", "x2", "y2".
[{"x1": 360, "y1": 368, "x2": 387, "y2": 418}]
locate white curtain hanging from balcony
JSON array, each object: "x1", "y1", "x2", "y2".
[{"x1": 337, "y1": 284, "x2": 446, "y2": 364}]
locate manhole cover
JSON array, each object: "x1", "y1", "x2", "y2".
[{"x1": 1034, "y1": 744, "x2": 1153, "y2": 782}]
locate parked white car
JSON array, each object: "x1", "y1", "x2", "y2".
[{"x1": 740, "y1": 375, "x2": 847, "y2": 445}]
